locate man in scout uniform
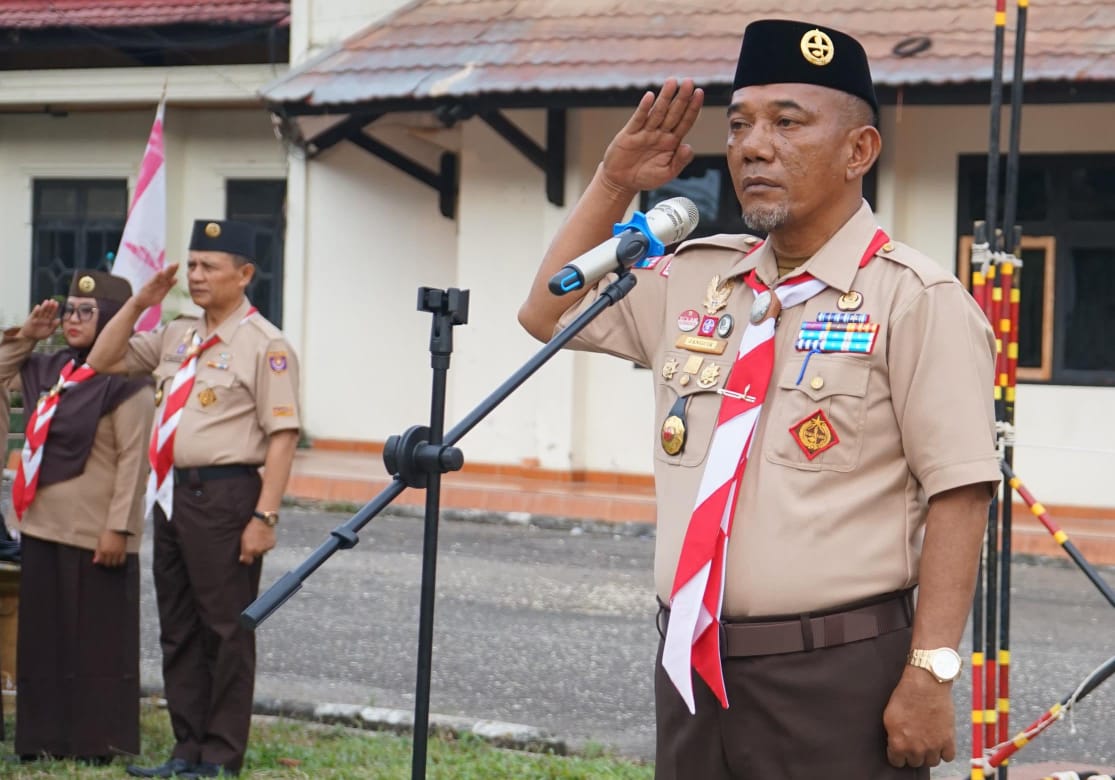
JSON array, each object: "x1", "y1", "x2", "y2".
[
  {"x1": 87, "y1": 220, "x2": 300, "y2": 778},
  {"x1": 519, "y1": 19, "x2": 999, "y2": 779}
]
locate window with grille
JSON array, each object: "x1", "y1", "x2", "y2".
[
  {"x1": 31, "y1": 179, "x2": 127, "y2": 304},
  {"x1": 226, "y1": 179, "x2": 286, "y2": 326}
]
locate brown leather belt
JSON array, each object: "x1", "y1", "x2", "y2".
[
  {"x1": 175, "y1": 464, "x2": 260, "y2": 486},
  {"x1": 656, "y1": 590, "x2": 914, "y2": 658}
]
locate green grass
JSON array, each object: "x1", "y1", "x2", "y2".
[{"x1": 0, "y1": 702, "x2": 654, "y2": 779}]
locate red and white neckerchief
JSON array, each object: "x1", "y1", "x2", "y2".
[
  {"x1": 11, "y1": 360, "x2": 97, "y2": 519},
  {"x1": 663, "y1": 229, "x2": 890, "y2": 713},
  {"x1": 145, "y1": 306, "x2": 256, "y2": 520}
]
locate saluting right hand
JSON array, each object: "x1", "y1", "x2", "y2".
[
  {"x1": 133, "y1": 263, "x2": 180, "y2": 310},
  {"x1": 600, "y1": 78, "x2": 705, "y2": 194},
  {"x1": 19, "y1": 300, "x2": 60, "y2": 340}
]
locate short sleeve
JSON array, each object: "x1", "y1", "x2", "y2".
[
  {"x1": 888, "y1": 281, "x2": 1001, "y2": 497},
  {"x1": 554, "y1": 264, "x2": 670, "y2": 368},
  {"x1": 125, "y1": 328, "x2": 166, "y2": 375},
  {"x1": 255, "y1": 338, "x2": 301, "y2": 434}
]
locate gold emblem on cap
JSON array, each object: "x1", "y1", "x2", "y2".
[
  {"x1": 77, "y1": 275, "x2": 96, "y2": 294},
  {"x1": 800, "y1": 29, "x2": 835, "y2": 66},
  {"x1": 204, "y1": 222, "x2": 222, "y2": 238}
]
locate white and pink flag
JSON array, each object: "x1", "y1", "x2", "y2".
[{"x1": 112, "y1": 100, "x2": 166, "y2": 331}]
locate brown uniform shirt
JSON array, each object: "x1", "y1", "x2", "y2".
[
  {"x1": 124, "y1": 297, "x2": 301, "y2": 468},
  {"x1": 0, "y1": 337, "x2": 154, "y2": 553},
  {"x1": 558, "y1": 202, "x2": 1000, "y2": 617}
]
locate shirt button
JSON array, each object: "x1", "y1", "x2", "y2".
[{"x1": 810, "y1": 376, "x2": 825, "y2": 390}]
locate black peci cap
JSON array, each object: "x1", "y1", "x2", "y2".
[
  {"x1": 188, "y1": 219, "x2": 257, "y2": 261},
  {"x1": 732, "y1": 19, "x2": 878, "y2": 115}
]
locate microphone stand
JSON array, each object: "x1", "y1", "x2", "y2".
[{"x1": 241, "y1": 238, "x2": 645, "y2": 780}]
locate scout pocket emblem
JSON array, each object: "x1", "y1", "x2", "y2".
[{"x1": 790, "y1": 409, "x2": 839, "y2": 459}]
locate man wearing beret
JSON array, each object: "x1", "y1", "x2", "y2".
[
  {"x1": 520, "y1": 19, "x2": 999, "y2": 779},
  {"x1": 88, "y1": 220, "x2": 301, "y2": 778}
]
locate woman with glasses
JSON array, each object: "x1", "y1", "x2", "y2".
[{"x1": 0, "y1": 271, "x2": 153, "y2": 764}]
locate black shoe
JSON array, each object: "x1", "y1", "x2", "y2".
[
  {"x1": 125, "y1": 757, "x2": 195, "y2": 777},
  {"x1": 179, "y1": 762, "x2": 239, "y2": 778}
]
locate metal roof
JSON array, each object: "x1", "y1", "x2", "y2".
[
  {"x1": 264, "y1": 0, "x2": 1115, "y2": 112},
  {"x1": 0, "y1": 0, "x2": 290, "y2": 29}
]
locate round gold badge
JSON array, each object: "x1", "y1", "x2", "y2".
[
  {"x1": 77, "y1": 275, "x2": 96, "y2": 294},
  {"x1": 800, "y1": 29, "x2": 835, "y2": 66},
  {"x1": 837, "y1": 290, "x2": 864, "y2": 311},
  {"x1": 204, "y1": 222, "x2": 222, "y2": 238},
  {"x1": 661, "y1": 415, "x2": 686, "y2": 456}
]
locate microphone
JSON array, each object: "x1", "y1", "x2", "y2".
[{"x1": 548, "y1": 197, "x2": 699, "y2": 295}]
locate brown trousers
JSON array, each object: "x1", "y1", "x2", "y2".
[
  {"x1": 15, "y1": 536, "x2": 140, "y2": 759},
  {"x1": 153, "y1": 472, "x2": 262, "y2": 772},
  {"x1": 654, "y1": 625, "x2": 929, "y2": 780}
]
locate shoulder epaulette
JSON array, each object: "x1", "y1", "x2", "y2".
[
  {"x1": 674, "y1": 232, "x2": 762, "y2": 257},
  {"x1": 874, "y1": 240, "x2": 955, "y2": 288}
]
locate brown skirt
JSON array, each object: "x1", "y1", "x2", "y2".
[{"x1": 15, "y1": 534, "x2": 140, "y2": 759}]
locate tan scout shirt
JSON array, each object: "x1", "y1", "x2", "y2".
[
  {"x1": 125, "y1": 298, "x2": 301, "y2": 468},
  {"x1": 558, "y1": 202, "x2": 1001, "y2": 617},
  {"x1": 0, "y1": 337, "x2": 154, "y2": 553}
]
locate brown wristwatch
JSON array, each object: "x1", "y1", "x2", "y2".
[{"x1": 252, "y1": 510, "x2": 279, "y2": 528}]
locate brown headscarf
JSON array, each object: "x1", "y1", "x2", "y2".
[{"x1": 18, "y1": 271, "x2": 153, "y2": 489}]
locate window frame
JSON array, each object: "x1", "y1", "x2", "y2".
[
  {"x1": 956, "y1": 234, "x2": 1056, "y2": 382},
  {"x1": 30, "y1": 178, "x2": 128, "y2": 306}
]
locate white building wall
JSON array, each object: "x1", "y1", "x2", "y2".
[
  {"x1": 296, "y1": 124, "x2": 458, "y2": 442},
  {"x1": 883, "y1": 102, "x2": 1115, "y2": 508},
  {"x1": 0, "y1": 107, "x2": 281, "y2": 325}
]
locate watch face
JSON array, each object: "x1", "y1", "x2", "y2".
[{"x1": 930, "y1": 649, "x2": 961, "y2": 680}]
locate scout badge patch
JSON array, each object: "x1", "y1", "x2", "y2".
[{"x1": 790, "y1": 408, "x2": 839, "y2": 459}]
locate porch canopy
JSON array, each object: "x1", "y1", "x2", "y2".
[{"x1": 261, "y1": 0, "x2": 1114, "y2": 215}]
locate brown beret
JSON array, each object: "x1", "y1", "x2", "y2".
[{"x1": 69, "y1": 270, "x2": 132, "y2": 304}]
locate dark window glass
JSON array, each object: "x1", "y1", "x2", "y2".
[
  {"x1": 1016, "y1": 247, "x2": 1045, "y2": 369},
  {"x1": 1063, "y1": 246, "x2": 1115, "y2": 372},
  {"x1": 226, "y1": 179, "x2": 286, "y2": 326},
  {"x1": 31, "y1": 180, "x2": 126, "y2": 303},
  {"x1": 961, "y1": 156, "x2": 1049, "y2": 226},
  {"x1": 1066, "y1": 160, "x2": 1115, "y2": 221},
  {"x1": 643, "y1": 157, "x2": 746, "y2": 242}
]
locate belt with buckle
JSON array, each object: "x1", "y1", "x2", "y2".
[
  {"x1": 174, "y1": 464, "x2": 260, "y2": 485},
  {"x1": 656, "y1": 590, "x2": 914, "y2": 657}
]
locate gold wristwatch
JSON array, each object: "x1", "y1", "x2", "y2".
[
  {"x1": 252, "y1": 510, "x2": 280, "y2": 528},
  {"x1": 907, "y1": 647, "x2": 962, "y2": 682}
]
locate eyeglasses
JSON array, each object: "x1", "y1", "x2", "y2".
[{"x1": 61, "y1": 303, "x2": 98, "y2": 322}]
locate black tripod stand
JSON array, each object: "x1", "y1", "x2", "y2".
[{"x1": 241, "y1": 265, "x2": 641, "y2": 779}]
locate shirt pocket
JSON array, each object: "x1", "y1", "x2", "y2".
[
  {"x1": 652, "y1": 350, "x2": 735, "y2": 469},
  {"x1": 763, "y1": 354, "x2": 871, "y2": 472},
  {"x1": 190, "y1": 370, "x2": 245, "y2": 414}
]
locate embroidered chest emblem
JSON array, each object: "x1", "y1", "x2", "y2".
[{"x1": 790, "y1": 408, "x2": 840, "y2": 459}]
